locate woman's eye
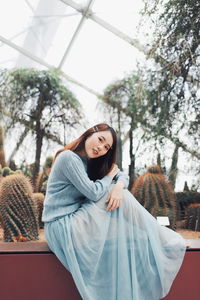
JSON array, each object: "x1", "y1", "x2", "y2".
[
  {"x1": 98, "y1": 137, "x2": 102, "y2": 142},
  {"x1": 105, "y1": 146, "x2": 109, "y2": 151}
]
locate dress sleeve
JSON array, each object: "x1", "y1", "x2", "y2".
[
  {"x1": 57, "y1": 150, "x2": 112, "y2": 202},
  {"x1": 114, "y1": 171, "x2": 130, "y2": 189}
]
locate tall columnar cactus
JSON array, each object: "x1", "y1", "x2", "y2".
[
  {"x1": 0, "y1": 173, "x2": 39, "y2": 242},
  {"x1": 132, "y1": 165, "x2": 177, "y2": 229},
  {"x1": 32, "y1": 192, "x2": 45, "y2": 229},
  {"x1": 0, "y1": 126, "x2": 6, "y2": 168},
  {"x1": 35, "y1": 156, "x2": 53, "y2": 193}
]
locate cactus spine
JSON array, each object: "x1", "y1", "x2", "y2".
[
  {"x1": 0, "y1": 173, "x2": 39, "y2": 242},
  {"x1": 132, "y1": 165, "x2": 177, "y2": 229}
]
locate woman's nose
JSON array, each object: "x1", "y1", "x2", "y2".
[{"x1": 97, "y1": 145, "x2": 102, "y2": 151}]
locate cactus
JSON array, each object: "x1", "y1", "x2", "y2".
[
  {"x1": 185, "y1": 204, "x2": 200, "y2": 231},
  {"x1": 176, "y1": 191, "x2": 200, "y2": 221},
  {"x1": 35, "y1": 172, "x2": 44, "y2": 193},
  {"x1": 2, "y1": 167, "x2": 12, "y2": 177},
  {"x1": 15, "y1": 169, "x2": 23, "y2": 175},
  {"x1": 0, "y1": 173, "x2": 39, "y2": 242},
  {"x1": 35, "y1": 156, "x2": 53, "y2": 193},
  {"x1": 1, "y1": 167, "x2": 22, "y2": 177},
  {"x1": 132, "y1": 165, "x2": 177, "y2": 229},
  {"x1": 32, "y1": 193, "x2": 45, "y2": 229},
  {"x1": 183, "y1": 181, "x2": 190, "y2": 192},
  {"x1": 9, "y1": 159, "x2": 17, "y2": 171},
  {"x1": 44, "y1": 156, "x2": 53, "y2": 169}
]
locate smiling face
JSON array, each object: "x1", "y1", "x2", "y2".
[{"x1": 84, "y1": 130, "x2": 113, "y2": 158}]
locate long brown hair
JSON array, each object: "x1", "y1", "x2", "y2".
[{"x1": 55, "y1": 123, "x2": 117, "y2": 181}]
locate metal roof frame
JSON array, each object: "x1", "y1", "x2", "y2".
[{"x1": 0, "y1": 0, "x2": 146, "y2": 98}]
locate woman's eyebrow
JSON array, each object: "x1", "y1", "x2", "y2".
[{"x1": 101, "y1": 135, "x2": 111, "y2": 148}]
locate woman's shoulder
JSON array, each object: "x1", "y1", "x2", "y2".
[{"x1": 58, "y1": 150, "x2": 81, "y2": 162}]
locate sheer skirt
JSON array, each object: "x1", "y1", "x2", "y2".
[{"x1": 45, "y1": 188, "x2": 186, "y2": 300}]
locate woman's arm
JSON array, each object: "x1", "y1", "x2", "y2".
[
  {"x1": 107, "y1": 170, "x2": 129, "y2": 211},
  {"x1": 114, "y1": 171, "x2": 129, "y2": 189},
  {"x1": 56, "y1": 151, "x2": 117, "y2": 202},
  {"x1": 106, "y1": 180, "x2": 125, "y2": 211}
]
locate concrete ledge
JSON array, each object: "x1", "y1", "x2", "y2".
[
  {"x1": 0, "y1": 239, "x2": 200, "y2": 253},
  {"x1": 0, "y1": 241, "x2": 50, "y2": 253}
]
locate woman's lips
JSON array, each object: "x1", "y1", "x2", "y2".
[{"x1": 93, "y1": 148, "x2": 98, "y2": 155}]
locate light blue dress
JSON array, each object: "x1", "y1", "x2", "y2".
[{"x1": 42, "y1": 150, "x2": 186, "y2": 300}]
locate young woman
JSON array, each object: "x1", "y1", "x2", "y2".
[{"x1": 42, "y1": 123, "x2": 186, "y2": 300}]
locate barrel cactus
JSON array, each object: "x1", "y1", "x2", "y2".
[
  {"x1": 132, "y1": 165, "x2": 177, "y2": 229},
  {"x1": 0, "y1": 173, "x2": 39, "y2": 242}
]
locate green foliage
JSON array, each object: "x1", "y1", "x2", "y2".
[
  {"x1": 0, "y1": 173, "x2": 39, "y2": 242},
  {"x1": 0, "y1": 68, "x2": 82, "y2": 121},
  {"x1": 102, "y1": 71, "x2": 153, "y2": 187},
  {"x1": 185, "y1": 204, "x2": 200, "y2": 231},
  {"x1": 176, "y1": 191, "x2": 200, "y2": 220},
  {"x1": 102, "y1": 0, "x2": 200, "y2": 189},
  {"x1": 141, "y1": 0, "x2": 200, "y2": 142},
  {"x1": 103, "y1": 71, "x2": 147, "y2": 123},
  {"x1": 0, "y1": 68, "x2": 83, "y2": 186},
  {"x1": 132, "y1": 165, "x2": 177, "y2": 229}
]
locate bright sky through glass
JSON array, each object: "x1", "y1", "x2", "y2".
[{"x1": 0, "y1": 0, "x2": 197, "y2": 191}]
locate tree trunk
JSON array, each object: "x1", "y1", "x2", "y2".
[
  {"x1": 128, "y1": 120, "x2": 135, "y2": 190},
  {"x1": 32, "y1": 93, "x2": 45, "y2": 189},
  {"x1": 32, "y1": 128, "x2": 44, "y2": 190},
  {"x1": 0, "y1": 126, "x2": 7, "y2": 168},
  {"x1": 128, "y1": 152, "x2": 135, "y2": 191},
  {"x1": 116, "y1": 132, "x2": 122, "y2": 170},
  {"x1": 157, "y1": 152, "x2": 161, "y2": 166},
  {"x1": 169, "y1": 144, "x2": 179, "y2": 188},
  {"x1": 115, "y1": 109, "x2": 122, "y2": 169},
  {"x1": 8, "y1": 127, "x2": 29, "y2": 164}
]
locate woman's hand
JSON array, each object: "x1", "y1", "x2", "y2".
[
  {"x1": 106, "y1": 181, "x2": 124, "y2": 211},
  {"x1": 107, "y1": 164, "x2": 120, "y2": 179}
]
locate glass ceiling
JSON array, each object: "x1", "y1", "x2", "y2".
[
  {"x1": 1, "y1": 0, "x2": 199, "y2": 191},
  {"x1": 0, "y1": 0, "x2": 146, "y2": 124}
]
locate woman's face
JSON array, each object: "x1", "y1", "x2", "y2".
[{"x1": 85, "y1": 130, "x2": 113, "y2": 158}]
